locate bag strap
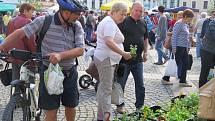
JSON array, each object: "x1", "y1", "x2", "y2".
[
  {"x1": 4, "y1": 62, "x2": 10, "y2": 70},
  {"x1": 71, "y1": 23, "x2": 79, "y2": 66},
  {"x1": 36, "y1": 15, "x2": 53, "y2": 52}
]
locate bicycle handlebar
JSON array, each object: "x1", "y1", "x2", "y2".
[{"x1": 0, "y1": 48, "x2": 48, "y2": 62}]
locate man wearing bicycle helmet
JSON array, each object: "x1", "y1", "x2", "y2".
[{"x1": 0, "y1": 0, "x2": 87, "y2": 121}]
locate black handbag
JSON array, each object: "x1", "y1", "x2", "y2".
[
  {"x1": 187, "y1": 54, "x2": 193, "y2": 70},
  {"x1": 0, "y1": 63, "x2": 12, "y2": 86}
]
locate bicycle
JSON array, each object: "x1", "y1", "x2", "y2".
[{"x1": 1, "y1": 49, "x2": 48, "y2": 121}]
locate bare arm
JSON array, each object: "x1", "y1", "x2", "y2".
[
  {"x1": 0, "y1": 29, "x2": 26, "y2": 50},
  {"x1": 105, "y1": 37, "x2": 131, "y2": 60},
  {"x1": 143, "y1": 38, "x2": 148, "y2": 62}
]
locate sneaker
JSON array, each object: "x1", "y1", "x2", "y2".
[
  {"x1": 116, "y1": 106, "x2": 126, "y2": 114},
  {"x1": 179, "y1": 83, "x2": 192, "y2": 87},
  {"x1": 154, "y1": 62, "x2": 164, "y2": 65},
  {"x1": 161, "y1": 80, "x2": 173, "y2": 85}
]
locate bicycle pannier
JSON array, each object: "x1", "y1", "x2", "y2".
[{"x1": 0, "y1": 63, "x2": 12, "y2": 86}]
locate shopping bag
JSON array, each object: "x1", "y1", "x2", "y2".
[
  {"x1": 197, "y1": 78, "x2": 215, "y2": 120},
  {"x1": 0, "y1": 63, "x2": 12, "y2": 86},
  {"x1": 111, "y1": 82, "x2": 124, "y2": 105},
  {"x1": 187, "y1": 54, "x2": 193, "y2": 70},
  {"x1": 44, "y1": 63, "x2": 64, "y2": 95},
  {"x1": 207, "y1": 68, "x2": 215, "y2": 81},
  {"x1": 164, "y1": 54, "x2": 177, "y2": 77}
]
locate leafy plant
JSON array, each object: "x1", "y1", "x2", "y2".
[{"x1": 130, "y1": 45, "x2": 137, "y2": 58}]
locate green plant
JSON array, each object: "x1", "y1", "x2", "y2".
[{"x1": 130, "y1": 45, "x2": 137, "y2": 57}]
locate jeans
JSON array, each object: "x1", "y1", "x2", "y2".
[
  {"x1": 155, "y1": 39, "x2": 168, "y2": 63},
  {"x1": 199, "y1": 49, "x2": 215, "y2": 88},
  {"x1": 196, "y1": 33, "x2": 202, "y2": 57},
  {"x1": 117, "y1": 62, "x2": 145, "y2": 109},
  {"x1": 175, "y1": 47, "x2": 188, "y2": 83},
  {"x1": 85, "y1": 26, "x2": 93, "y2": 43}
]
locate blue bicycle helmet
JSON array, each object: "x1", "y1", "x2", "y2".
[{"x1": 57, "y1": 0, "x2": 88, "y2": 12}]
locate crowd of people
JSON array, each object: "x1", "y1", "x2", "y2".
[{"x1": 0, "y1": 0, "x2": 215, "y2": 121}]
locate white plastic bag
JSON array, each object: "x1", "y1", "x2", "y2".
[
  {"x1": 44, "y1": 63, "x2": 65, "y2": 95},
  {"x1": 164, "y1": 54, "x2": 177, "y2": 77},
  {"x1": 111, "y1": 82, "x2": 124, "y2": 105}
]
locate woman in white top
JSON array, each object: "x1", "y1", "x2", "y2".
[{"x1": 94, "y1": 2, "x2": 132, "y2": 121}]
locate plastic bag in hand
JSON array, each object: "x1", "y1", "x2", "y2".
[{"x1": 44, "y1": 63, "x2": 64, "y2": 95}]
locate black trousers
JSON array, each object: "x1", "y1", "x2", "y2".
[{"x1": 199, "y1": 49, "x2": 215, "y2": 88}]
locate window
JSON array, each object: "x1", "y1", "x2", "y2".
[
  {"x1": 192, "y1": 1, "x2": 196, "y2": 8},
  {"x1": 203, "y1": 1, "x2": 208, "y2": 9},
  {"x1": 183, "y1": 2, "x2": 186, "y2": 6},
  {"x1": 177, "y1": 0, "x2": 180, "y2": 7},
  {"x1": 170, "y1": 0, "x2": 175, "y2": 8},
  {"x1": 92, "y1": 0, "x2": 95, "y2": 9},
  {"x1": 163, "y1": 0, "x2": 167, "y2": 7}
]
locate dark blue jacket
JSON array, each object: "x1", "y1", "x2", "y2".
[
  {"x1": 200, "y1": 18, "x2": 213, "y2": 39},
  {"x1": 202, "y1": 20, "x2": 215, "y2": 55}
]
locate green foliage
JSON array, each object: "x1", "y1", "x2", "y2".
[
  {"x1": 113, "y1": 93, "x2": 200, "y2": 121},
  {"x1": 130, "y1": 45, "x2": 137, "y2": 58}
]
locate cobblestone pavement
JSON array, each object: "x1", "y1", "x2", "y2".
[{"x1": 0, "y1": 48, "x2": 200, "y2": 121}]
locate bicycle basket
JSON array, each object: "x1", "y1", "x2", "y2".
[{"x1": 0, "y1": 63, "x2": 12, "y2": 86}]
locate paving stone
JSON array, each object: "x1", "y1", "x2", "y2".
[{"x1": 0, "y1": 48, "x2": 200, "y2": 121}]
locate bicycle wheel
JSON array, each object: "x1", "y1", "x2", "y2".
[
  {"x1": 2, "y1": 94, "x2": 30, "y2": 121},
  {"x1": 79, "y1": 74, "x2": 92, "y2": 89}
]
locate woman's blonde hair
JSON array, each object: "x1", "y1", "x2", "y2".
[{"x1": 110, "y1": 2, "x2": 128, "y2": 14}]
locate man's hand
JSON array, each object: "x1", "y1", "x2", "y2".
[
  {"x1": 122, "y1": 52, "x2": 132, "y2": 60},
  {"x1": 47, "y1": 53, "x2": 61, "y2": 64},
  {"x1": 143, "y1": 53, "x2": 147, "y2": 62}
]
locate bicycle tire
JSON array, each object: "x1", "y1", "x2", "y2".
[
  {"x1": 79, "y1": 74, "x2": 92, "y2": 89},
  {"x1": 2, "y1": 94, "x2": 30, "y2": 121}
]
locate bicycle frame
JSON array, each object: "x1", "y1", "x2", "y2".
[{"x1": 10, "y1": 58, "x2": 42, "y2": 119}]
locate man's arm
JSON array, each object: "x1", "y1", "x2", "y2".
[
  {"x1": 0, "y1": 29, "x2": 25, "y2": 50},
  {"x1": 200, "y1": 19, "x2": 207, "y2": 39}
]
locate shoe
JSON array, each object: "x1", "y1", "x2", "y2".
[
  {"x1": 154, "y1": 62, "x2": 164, "y2": 65},
  {"x1": 161, "y1": 80, "x2": 173, "y2": 85},
  {"x1": 179, "y1": 83, "x2": 192, "y2": 87},
  {"x1": 116, "y1": 106, "x2": 126, "y2": 114}
]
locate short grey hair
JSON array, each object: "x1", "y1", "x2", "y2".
[
  {"x1": 200, "y1": 12, "x2": 207, "y2": 18},
  {"x1": 132, "y1": 1, "x2": 143, "y2": 10},
  {"x1": 110, "y1": 2, "x2": 128, "y2": 14}
]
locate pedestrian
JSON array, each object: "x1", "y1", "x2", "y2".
[
  {"x1": 5, "y1": 3, "x2": 36, "y2": 81},
  {"x1": 116, "y1": 1, "x2": 148, "y2": 113},
  {"x1": 85, "y1": 10, "x2": 96, "y2": 43},
  {"x1": 3, "y1": 11, "x2": 11, "y2": 36},
  {"x1": 0, "y1": 0, "x2": 87, "y2": 121},
  {"x1": 93, "y1": 2, "x2": 132, "y2": 120},
  {"x1": 161, "y1": 11, "x2": 185, "y2": 85},
  {"x1": 154, "y1": 6, "x2": 169, "y2": 65},
  {"x1": 194, "y1": 12, "x2": 207, "y2": 58},
  {"x1": 143, "y1": 11, "x2": 154, "y2": 50},
  {"x1": 172, "y1": 9, "x2": 195, "y2": 87},
  {"x1": 200, "y1": 10, "x2": 215, "y2": 39},
  {"x1": 199, "y1": 19, "x2": 215, "y2": 88}
]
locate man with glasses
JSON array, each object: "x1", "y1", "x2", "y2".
[{"x1": 0, "y1": 0, "x2": 87, "y2": 121}]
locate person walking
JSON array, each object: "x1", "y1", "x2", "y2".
[
  {"x1": 143, "y1": 11, "x2": 154, "y2": 50},
  {"x1": 154, "y1": 6, "x2": 169, "y2": 65},
  {"x1": 0, "y1": 0, "x2": 87, "y2": 121},
  {"x1": 172, "y1": 9, "x2": 195, "y2": 87},
  {"x1": 116, "y1": 1, "x2": 148, "y2": 113},
  {"x1": 94, "y1": 2, "x2": 132, "y2": 121},
  {"x1": 3, "y1": 11, "x2": 11, "y2": 35}
]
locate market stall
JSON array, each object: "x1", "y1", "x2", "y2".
[{"x1": 100, "y1": 0, "x2": 132, "y2": 11}]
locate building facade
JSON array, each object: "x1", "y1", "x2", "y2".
[
  {"x1": 159, "y1": 0, "x2": 180, "y2": 8},
  {"x1": 180, "y1": 0, "x2": 214, "y2": 12}
]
